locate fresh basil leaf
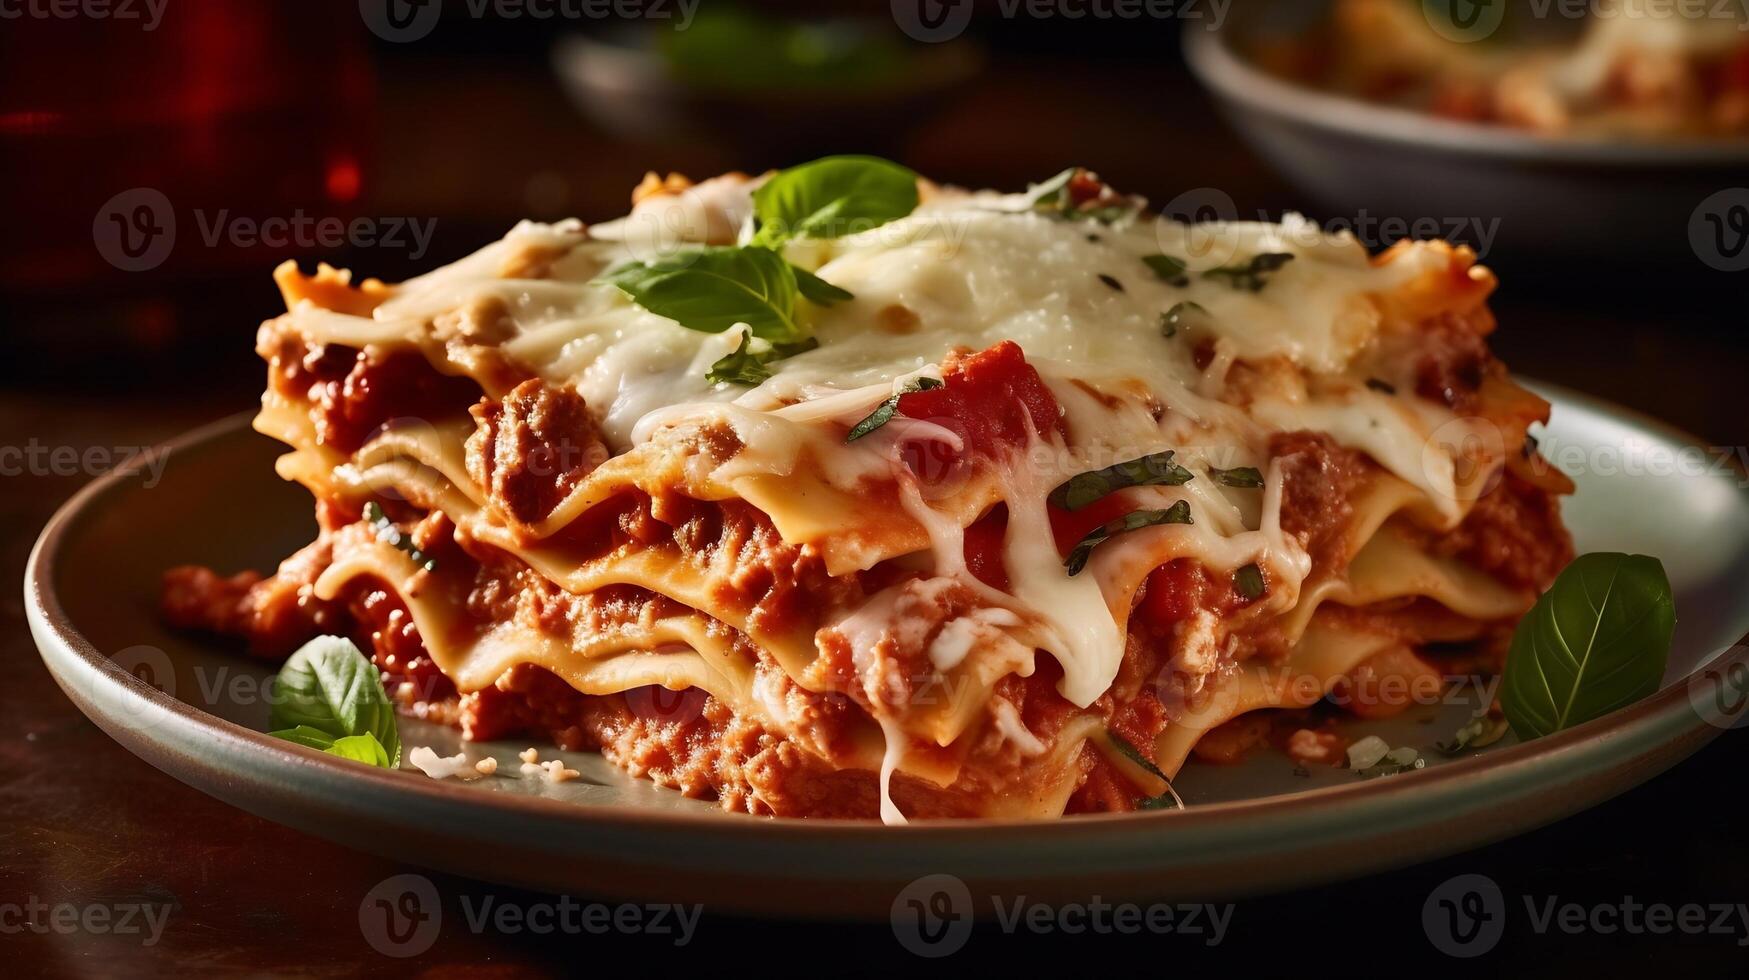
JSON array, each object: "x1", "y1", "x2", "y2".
[
  {"x1": 1049, "y1": 450, "x2": 1194, "y2": 512},
  {"x1": 1160, "y1": 301, "x2": 1205, "y2": 336},
  {"x1": 706, "y1": 332, "x2": 771, "y2": 386},
  {"x1": 706, "y1": 333, "x2": 818, "y2": 386},
  {"x1": 845, "y1": 376, "x2": 942, "y2": 442},
  {"x1": 597, "y1": 245, "x2": 801, "y2": 341},
  {"x1": 365, "y1": 501, "x2": 435, "y2": 572},
  {"x1": 268, "y1": 635, "x2": 401, "y2": 767},
  {"x1": 1210, "y1": 466, "x2": 1264, "y2": 488},
  {"x1": 1097, "y1": 273, "x2": 1124, "y2": 292},
  {"x1": 1064, "y1": 500, "x2": 1192, "y2": 576},
  {"x1": 1202, "y1": 252, "x2": 1294, "y2": 292},
  {"x1": 792, "y1": 265, "x2": 854, "y2": 305},
  {"x1": 751, "y1": 155, "x2": 918, "y2": 246},
  {"x1": 1143, "y1": 254, "x2": 1190, "y2": 287},
  {"x1": 1234, "y1": 563, "x2": 1266, "y2": 600},
  {"x1": 267, "y1": 724, "x2": 340, "y2": 751},
  {"x1": 1500, "y1": 552, "x2": 1675, "y2": 740},
  {"x1": 325, "y1": 733, "x2": 393, "y2": 767}
]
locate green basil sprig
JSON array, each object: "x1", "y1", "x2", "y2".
[
  {"x1": 751, "y1": 155, "x2": 919, "y2": 246},
  {"x1": 1143, "y1": 254, "x2": 1190, "y2": 287},
  {"x1": 267, "y1": 636, "x2": 400, "y2": 768},
  {"x1": 597, "y1": 245, "x2": 801, "y2": 341},
  {"x1": 1500, "y1": 552, "x2": 1675, "y2": 740},
  {"x1": 1064, "y1": 500, "x2": 1193, "y2": 576},
  {"x1": 707, "y1": 333, "x2": 819, "y2": 387},
  {"x1": 1048, "y1": 450, "x2": 1194, "y2": 512}
]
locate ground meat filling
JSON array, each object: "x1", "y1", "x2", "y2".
[
  {"x1": 1270, "y1": 430, "x2": 1375, "y2": 572},
  {"x1": 465, "y1": 379, "x2": 609, "y2": 532}
]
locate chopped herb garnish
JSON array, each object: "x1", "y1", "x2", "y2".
[
  {"x1": 1234, "y1": 563, "x2": 1266, "y2": 600},
  {"x1": 706, "y1": 333, "x2": 819, "y2": 386},
  {"x1": 1160, "y1": 301, "x2": 1206, "y2": 337},
  {"x1": 1105, "y1": 729, "x2": 1184, "y2": 810},
  {"x1": 1064, "y1": 500, "x2": 1192, "y2": 576},
  {"x1": 845, "y1": 376, "x2": 943, "y2": 442},
  {"x1": 1049, "y1": 450, "x2": 1194, "y2": 511},
  {"x1": 1202, "y1": 252, "x2": 1294, "y2": 292},
  {"x1": 1098, "y1": 273, "x2": 1124, "y2": 292},
  {"x1": 365, "y1": 501, "x2": 435, "y2": 572},
  {"x1": 1436, "y1": 715, "x2": 1510, "y2": 756},
  {"x1": 1143, "y1": 254, "x2": 1190, "y2": 287},
  {"x1": 1365, "y1": 377, "x2": 1397, "y2": 395},
  {"x1": 1025, "y1": 167, "x2": 1143, "y2": 226},
  {"x1": 1210, "y1": 466, "x2": 1264, "y2": 488}
]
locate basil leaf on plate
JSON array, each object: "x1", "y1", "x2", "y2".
[
  {"x1": 324, "y1": 734, "x2": 394, "y2": 767},
  {"x1": 1064, "y1": 500, "x2": 1193, "y2": 576},
  {"x1": 791, "y1": 264, "x2": 854, "y2": 305},
  {"x1": 268, "y1": 636, "x2": 401, "y2": 767},
  {"x1": 751, "y1": 155, "x2": 919, "y2": 246},
  {"x1": 596, "y1": 245, "x2": 801, "y2": 341},
  {"x1": 1500, "y1": 552, "x2": 1675, "y2": 740},
  {"x1": 845, "y1": 376, "x2": 943, "y2": 442},
  {"x1": 1048, "y1": 450, "x2": 1194, "y2": 511}
]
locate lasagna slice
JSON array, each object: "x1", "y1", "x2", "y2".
[{"x1": 163, "y1": 160, "x2": 1572, "y2": 821}]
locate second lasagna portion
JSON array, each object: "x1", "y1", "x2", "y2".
[
  {"x1": 164, "y1": 161, "x2": 1572, "y2": 821},
  {"x1": 1260, "y1": 0, "x2": 1749, "y2": 138}
]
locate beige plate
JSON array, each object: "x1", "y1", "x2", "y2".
[{"x1": 26, "y1": 386, "x2": 1749, "y2": 918}]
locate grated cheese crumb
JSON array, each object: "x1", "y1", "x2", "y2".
[
  {"x1": 474, "y1": 757, "x2": 498, "y2": 776},
  {"x1": 518, "y1": 747, "x2": 540, "y2": 764}
]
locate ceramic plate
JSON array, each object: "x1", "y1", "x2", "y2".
[{"x1": 26, "y1": 385, "x2": 1749, "y2": 917}]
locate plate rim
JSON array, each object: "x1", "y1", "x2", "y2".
[{"x1": 24, "y1": 398, "x2": 1749, "y2": 899}]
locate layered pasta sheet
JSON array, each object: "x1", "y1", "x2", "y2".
[{"x1": 178, "y1": 168, "x2": 1572, "y2": 820}]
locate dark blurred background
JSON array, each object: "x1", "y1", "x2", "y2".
[
  {"x1": 1, "y1": 0, "x2": 1743, "y2": 436},
  {"x1": 3, "y1": 2, "x2": 1747, "y2": 975}
]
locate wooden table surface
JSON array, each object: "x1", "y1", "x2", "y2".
[{"x1": 5, "y1": 38, "x2": 1748, "y2": 977}]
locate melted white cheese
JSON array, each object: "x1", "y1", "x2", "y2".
[{"x1": 282, "y1": 175, "x2": 1491, "y2": 824}]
